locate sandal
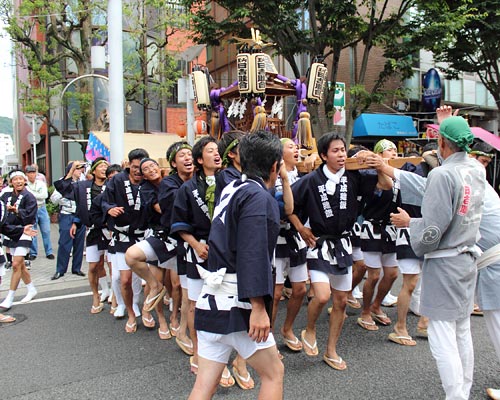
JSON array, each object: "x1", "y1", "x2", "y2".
[
  {"x1": 301, "y1": 329, "x2": 318, "y2": 356},
  {"x1": 90, "y1": 303, "x2": 104, "y2": 314},
  {"x1": 142, "y1": 314, "x2": 156, "y2": 329},
  {"x1": 323, "y1": 354, "x2": 347, "y2": 370},
  {"x1": 357, "y1": 317, "x2": 379, "y2": 331},
  {"x1": 158, "y1": 328, "x2": 172, "y2": 340},
  {"x1": 219, "y1": 367, "x2": 235, "y2": 388},
  {"x1": 143, "y1": 286, "x2": 166, "y2": 312},
  {"x1": 232, "y1": 364, "x2": 255, "y2": 390},
  {"x1": 125, "y1": 321, "x2": 137, "y2": 333},
  {"x1": 176, "y1": 336, "x2": 194, "y2": 356},
  {"x1": 170, "y1": 325, "x2": 180, "y2": 337},
  {"x1": 283, "y1": 335, "x2": 303, "y2": 352},
  {"x1": 371, "y1": 312, "x2": 391, "y2": 326},
  {"x1": 0, "y1": 314, "x2": 16, "y2": 323}
]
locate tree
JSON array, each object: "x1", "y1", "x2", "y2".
[
  {"x1": 181, "y1": 0, "x2": 418, "y2": 144},
  {"x1": 412, "y1": 1, "x2": 500, "y2": 116},
  {"x1": 0, "y1": 0, "x2": 186, "y2": 154}
]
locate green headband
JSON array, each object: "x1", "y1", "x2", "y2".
[
  {"x1": 281, "y1": 138, "x2": 293, "y2": 145},
  {"x1": 439, "y1": 117, "x2": 474, "y2": 152},
  {"x1": 168, "y1": 143, "x2": 192, "y2": 167},
  {"x1": 373, "y1": 139, "x2": 396, "y2": 154},
  {"x1": 222, "y1": 139, "x2": 239, "y2": 167},
  {"x1": 91, "y1": 159, "x2": 109, "y2": 173}
]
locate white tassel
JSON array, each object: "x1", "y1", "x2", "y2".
[{"x1": 239, "y1": 99, "x2": 248, "y2": 119}]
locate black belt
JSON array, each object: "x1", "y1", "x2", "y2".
[
  {"x1": 279, "y1": 228, "x2": 299, "y2": 251},
  {"x1": 316, "y1": 234, "x2": 351, "y2": 270}
]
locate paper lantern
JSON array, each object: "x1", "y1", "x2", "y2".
[
  {"x1": 191, "y1": 71, "x2": 210, "y2": 109},
  {"x1": 306, "y1": 63, "x2": 328, "y2": 103},
  {"x1": 237, "y1": 53, "x2": 252, "y2": 95},
  {"x1": 193, "y1": 119, "x2": 208, "y2": 135}
]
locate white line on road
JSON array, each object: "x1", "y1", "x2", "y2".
[{"x1": 12, "y1": 291, "x2": 93, "y2": 306}]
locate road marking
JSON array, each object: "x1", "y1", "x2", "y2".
[{"x1": 12, "y1": 291, "x2": 93, "y2": 306}]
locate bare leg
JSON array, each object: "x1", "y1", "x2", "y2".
[
  {"x1": 176, "y1": 287, "x2": 192, "y2": 346},
  {"x1": 188, "y1": 357, "x2": 225, "y2": 400},
  {"x1": 303, "y1": 282, "x2": 330, "y2": 352},
  {"x1": 371, "y1": 266, "x2": 398, "y2": 316},
  {"x1": 360, "y1": 267, "x2": 380, "y2": 322},
  {"x1": 88, "y1": 257, "x2": 105, "y2": 307},
  {"x1": 151, "y1": 265, "x2": 169, "y2": 334},
  {"x1": 120, "y1": 269, "x2": 136, "y2": 329},
  {"x1": 169, "y1": 270, "x2": 182, "y2": 330},
  {"x1": 189, "y1": 299, "x2": 198, "y2": 366},
  {"x1": 394, "y1": 273, "x2": 419, "y2": 340},
  {"x1": 246, "y1": 346, "x2": 284, "y2": 400},
  {"x1": 10, "y1": 255, "x2": 31, "y2": 290},
  {"x1": 349, "y1": 259, "x2": 367, "y2": 302},
  {"x1": 325, "y1": 289, "x2": 348, "y2": 367},
  {"x1": 125, "y1": 245, "x2": 162, "y2": 294},
  {"x1": 282, "y1": 281, "x2": 306, "y2": 341},
  {"x1": 271, "y1": 283, "x2": 284, "y2": 330}
]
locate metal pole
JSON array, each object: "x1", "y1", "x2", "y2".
[
  {"x1": 108, "y1": 0, "x2": 124, "y2": 164},
  {"x1": 31, "y1": 116, "x2": 37, "y2": 164},
  {"x1": 186, "y1": 75, "x2": 195, "y2": 145}
]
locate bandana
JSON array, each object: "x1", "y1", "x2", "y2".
[
  {"x1": 9, "y1": 171, "x2": 27, "y2": 180},
  {"x1": 168, "y1": 143, "x2": 192, "y2": 168},
  {"x1": 439, "y1": 116, "x2": 474, "y2": 152},
  {"x1": 139, "y1": 157, "x2": 159, "y2": 173},
  {"x1": 373, "y1": 139, "x2": 397, "y2": 154},
  {"x1": 222, "y1": 139, "x2": 239, "y2": 167},
  {"x1": 470, "y1": 150, "x2": 495, "y2": 158},
  {"x1": 91, "y1": 159, "x2": 109, "y2": 173}
]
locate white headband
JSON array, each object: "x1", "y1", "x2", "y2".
[{"x1": 9, "y1": 171, "x2": 27, "y2": 180}]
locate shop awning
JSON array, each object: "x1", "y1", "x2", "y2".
[
  {"x1": 85, "y1": 131, "x2": 187, "y2": 163},
  {"x1": 428, "y1": 124, "x2": 500, "y2": 151},
  {"x1": 353, "y1": 114, "x2": 418, "y2": 138}
]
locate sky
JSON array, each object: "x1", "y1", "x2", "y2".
[{"x1": 0, "y1": 21, "x2": 14, "y2": 119}]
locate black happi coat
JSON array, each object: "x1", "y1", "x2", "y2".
[
  {"x1": 0, "y1": 188, "x2": 37, "y2": 248},
  {"x1": 54, "y1": 178, "x2": 107, "y2": 247},
  {"x1": 195, "y1": 178, "x2": 280, "y2": 334},
  {"x1": 292, "y1": 166, "x2": 376, "y2": 275},
  {"x1": 101, "y1": 171, "x2": 148, "y2": 252},
  {"x1": 170, "y1": 172, "x2": 212, "y2": 280}
]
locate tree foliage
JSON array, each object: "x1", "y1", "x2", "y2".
[
  {"x1": 0, "y1": 0, "x2": 186, "y2": 153},
  {"x1": 411, "y1": 0, "x2": 500, "y2": 111},
  {"x1": 181, "y1": 0, "x2": 418, "y2": 144}
]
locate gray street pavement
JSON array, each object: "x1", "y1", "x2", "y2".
[{"x1": 1, "y1": 222, "x2": 499, "y2": 399}]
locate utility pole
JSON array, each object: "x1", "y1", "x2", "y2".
[{"x1": 108, "y1": 0, "x2": 124, "y2": 164}]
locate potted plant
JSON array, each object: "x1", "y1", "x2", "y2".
[{"x1": 46, "y1": 185, "x2": 60, "y2": 223}]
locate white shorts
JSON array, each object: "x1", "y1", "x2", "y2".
[
  {"x1": 274, "y1": 258, "x2": 308, "y2": 285},
  {"x1": 160, "y1": 257, "x2": 177, "y2": 271},
  {"x1": 113, "y1": 252, "x2": 130, "y2": 271},
  {"x1": 363, "y1": 252, "x2": 398, "y2": 269},
  {"x1": 309, "y1": 267, "x2": 352, "y2": 292},
  {"x1": 197, "y1": 330, "x2": 276, "y2": 364},
  {"x1": 398, "y1": 258, "x2": 421, "y2": 275},
  {"x1": 9, "y1": 247, "x2": 29, "y2": 257},
  {"x1": 352, "y1": 247, "x2": 364, "y2": 262},
  {"x1": 180, "y1": 274, "x2": 188, "y2": 289},
  {"x1": 86, "y1": 245, "x2": 105, "y2": 263},
  {"x1": 187, "y1": 278, "x2": 204, "y2": 301},
  {"x1": 134, "y1": 240, "x2": 158, "y2": 263}
]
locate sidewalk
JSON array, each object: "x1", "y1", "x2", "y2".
[{"x1": 1, "y1": 222, "x2": 90, "y2": 297}]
